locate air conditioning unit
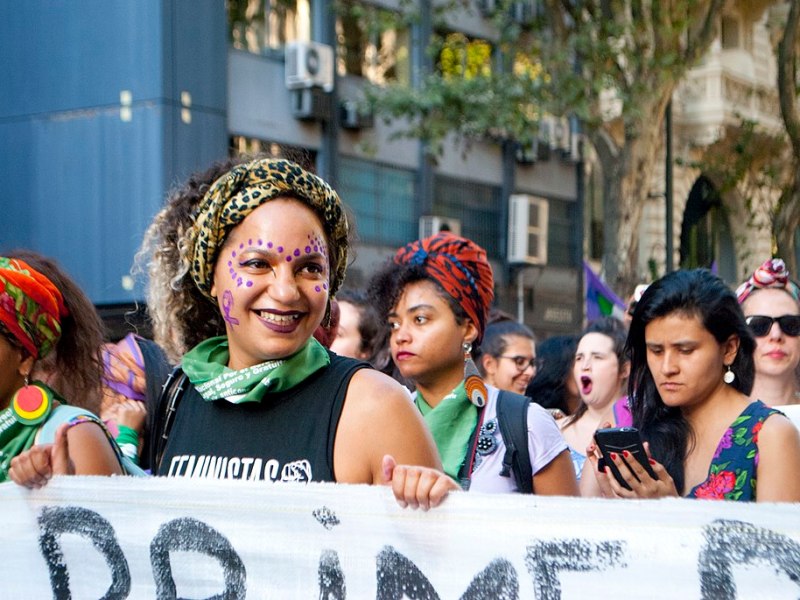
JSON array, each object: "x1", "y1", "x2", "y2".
[
  {"x1": 290, "y1": 88, "x2": 333, "y2": 122},
  {"x1": 508, "y1": 194, "x2": 548, "y2": 265},
  {"x1": 419, "y1": 216, "x2": 462, "y2": 240},
  {"x1": 340, "y1": 100, "x2": 374, "y2": 130},
  {"x1": 285, "y1": 41, "x2": 334, "y2": 92},
  {"x1": 552, "y1": 116, "x2": 571, "y2": 155}
]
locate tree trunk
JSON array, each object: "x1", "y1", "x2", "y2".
[
  {"x1": 777, "y1": 0, "x2": 800, "y2": 274},
  {"x1": 591, "y1": 98, "x2": 670, "y2": 297}
]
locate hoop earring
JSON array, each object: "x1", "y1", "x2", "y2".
[
  {"x1": 723, "y1": 364, "x2": 735, "y2": 385},
  {"x1": 463, "y1": 341, "x2": 487, "y2": 407}
]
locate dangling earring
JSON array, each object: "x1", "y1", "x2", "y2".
[
  {"x1": 463, "y1": 341, "x2": 487, "y2": 407},
  {"x1": 723, "y1": 364, "x2": 735, "y2": 385},
  {"x1": 11, "y1": 374, "x2": 53, "y2": 426}
]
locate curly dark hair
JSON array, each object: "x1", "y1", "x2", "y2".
[
  {"x1": 6, "y1": 249, "x2": 106, "y2": 413},
  {"x1": 627, "y1": 268, "x2": 756, "y2": 493},
  {"x1": 136, "y1": 157, "x2": 250, "y2": 362}
]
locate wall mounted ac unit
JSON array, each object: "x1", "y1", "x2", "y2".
[
  {"x1": 290, "y1": 88, "x2": 333, "y2": 122},
  {"x1": 340, "y1": 100, "x2": 374, "y2": 130},
  {"x1": 508, "y1": 194, "x2": 548, "y2": 265},
  {"x1": 419, "y1": 216, "x2": 462, "y2": 240},
  {"x1": 285, "y1": 41, "x2": 334, "y2": 92}
]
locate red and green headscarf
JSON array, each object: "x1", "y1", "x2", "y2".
[
  {"x1": 0, "y1": 257, "x2": 67, "y2": 359},
  {"x1": 394, "y1": 232, "x2": 494, "y2": 343}
]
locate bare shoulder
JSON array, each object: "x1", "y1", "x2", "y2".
[
  {"x1": 760, "y1": 411, "x2": 800, "y2": 446},
  {"x1": 344, "y1": 368, "x2": 415, "y2": 417}
]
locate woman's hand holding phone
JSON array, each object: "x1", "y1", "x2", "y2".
[{"x1": 586, "y1": 428, "x2": 679, "y2": 499}]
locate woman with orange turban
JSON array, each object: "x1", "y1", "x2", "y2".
[
  {"x1": 0, "y1": 256, "x2": 125, "y2": 485},
  {"x1": 369, "y1": 232, "x2": 577, "y2": 495}
]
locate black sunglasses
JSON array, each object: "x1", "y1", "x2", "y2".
[
  {"x1": 746, "y1": 315, "x2": 800, "y2": 337},
  {"x1": 499, "y1": 355, "x2": 537, "y2": 370}
]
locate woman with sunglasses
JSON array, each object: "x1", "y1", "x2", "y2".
[
  {"x1": 736, "y1": 259, "x2": 800, "y2": 415},
  {"x1": 587, "y1": 268, "x2": 800, "y2": 502},
  {"x1": 478, "y1": 320, "x2": 537, "y2": 395}
]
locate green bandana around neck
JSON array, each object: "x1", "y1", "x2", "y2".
[
  {"x1": 415, "y1": 382, "x2": 478, "y2": 481},
  {"x1": 181, "y1": 337, "x2": 330, "y2": 403}
]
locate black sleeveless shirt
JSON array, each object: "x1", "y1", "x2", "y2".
[{"x1": 157, "y1": 353, "x2": 366, "y2": 482}]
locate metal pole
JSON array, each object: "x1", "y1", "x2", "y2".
[{"x1": 665, "y1": 100, "x2": 674, "y2": 273}]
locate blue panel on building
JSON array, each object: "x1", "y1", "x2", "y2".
[{"x1": 1, "y1": 1, "x2": 164, "y2": 118}]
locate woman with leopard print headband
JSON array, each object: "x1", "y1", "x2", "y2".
[{"x1": 15, "y1": 157, "x2": 456, "y2": 509}]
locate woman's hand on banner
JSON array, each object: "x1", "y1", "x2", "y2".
[
  {"x1": 382, "y1": 454, "x2": 460, "y2": 510},
  {"x1": 10, "y1": 423, "x2": 75, "y2": 488}
]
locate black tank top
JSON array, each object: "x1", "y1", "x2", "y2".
[{"x1": 157, "y1": 353, "x2": 366, "y2": 482}]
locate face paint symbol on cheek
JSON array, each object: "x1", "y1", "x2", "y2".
[{"x1": 222, "y1": 290, "x2": 240, "y2": 326}]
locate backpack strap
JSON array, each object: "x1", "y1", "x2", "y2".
[
  {"x1": 496, "y1": 390, "x2": 534, "y2": 494},
  {"x1": 147, "y1": 365, "x2": 188, "y2": 473}
]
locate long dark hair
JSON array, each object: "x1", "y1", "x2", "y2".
[
  {"x1": 526, "y1": 335, "x2": 578, "y2": 414},
  {"x1": 7, "y1": 249, "x2": 107, "y2": 413},
  {"x1": 628, "y1": 268, "x2": 755, "y2": 493}
]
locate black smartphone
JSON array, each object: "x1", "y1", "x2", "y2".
[{"x1": 593, "y1": 427, "x2": 658, "y2": 491}]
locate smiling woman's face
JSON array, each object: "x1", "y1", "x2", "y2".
[{"x1": 210, "y1": 198, "x2": 331, "y2": 370}]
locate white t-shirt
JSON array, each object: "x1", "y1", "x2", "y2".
[{"x1": 466, "y1": 386, "x2": 568, "y2": 494}]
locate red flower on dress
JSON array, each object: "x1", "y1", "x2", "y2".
[
  {"x1": 752, "y1": 420, "x2": 764, "y2": 444},
  {"x1": 693, "y1": 471, "x2": 736, "y2": 500}
]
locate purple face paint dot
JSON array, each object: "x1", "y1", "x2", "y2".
[
  {"x1": 248, "y1": 239, "x2": 252, "y2": 245},
  {"x1": 232, "y1": 251, "x2": 236, "y2": 257},
  {"x1": 228, "y1": 260, "x2": 232, "y2": 266},
  {"x1": 239, "y1": 243, "x2": 244, "y2": 249},
  {"x1": 305, "y1": 246, "x2": 311, "y2": 254},
  {"x1": 237, "y1": 277, "x2": 242, "y2": 286},
  {"x1": 323, "y1": 283, "x2": 328, "y2": 290},
  {"x1": 246, "y1": 280, "x2": 253, "y2": 288},
  {"x1": 277, "y1": 246, "x2": 284, "y2": 253},
  {"x1": 267, "y1": 241, "x2": 273, "y2": 249},
  {"x1": 286, "y1": 256, "x2": 292, "y2": 262},
  {"x1": 293, "y1": 248, "x2": 300, "y2": 257},
  {"x1": 315, "y1": 286, "x2": 321, "y2": 292},
  {"x1": 313, "y1": 246, "x2": 319, "y2": 252},
  {"x1": 258, "y1": 239, "x2": 263, "y2": 246}
]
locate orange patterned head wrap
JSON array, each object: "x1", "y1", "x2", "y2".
[
  {"x1": 0, "y1": 257, "x2": 68, "y2": 359},
  {"x1": 394, "y1": 232, "x2": 494, "y2": 343}
]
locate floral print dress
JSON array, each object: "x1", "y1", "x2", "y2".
[{"x1": 687, "y1": 400, "x2": 780, "y2": 501}]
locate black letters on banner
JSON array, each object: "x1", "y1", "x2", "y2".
[
  {"x1": 150, "y1": 517, "x2": 246, "y2": 600},
  {"x1": 319, "y1": 549, "x2": 346, "y2": 599},
  {"x1": 37, "y1": 505, "x2": 131, "y2": 600},
  {"x1": 698, "y1": 518, "x2": 800, "y2": 599},
  {"x1": 376, "y1": 546, "x2": 521, "y2": 600},
  {"x1": 525, "y1": 539, "x2": 627, "y2": 600}
]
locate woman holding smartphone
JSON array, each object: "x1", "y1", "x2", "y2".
[{"x1": 587, "y1": 268, "x2": 800, "y2": 502}]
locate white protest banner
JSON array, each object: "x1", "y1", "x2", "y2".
[{"x1": 1, "y1": 476, "x2": 799, "y2": 599}]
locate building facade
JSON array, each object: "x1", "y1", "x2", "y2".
[{"x1": 1, "y1": 0, "x2": 584, "y2": 338}]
